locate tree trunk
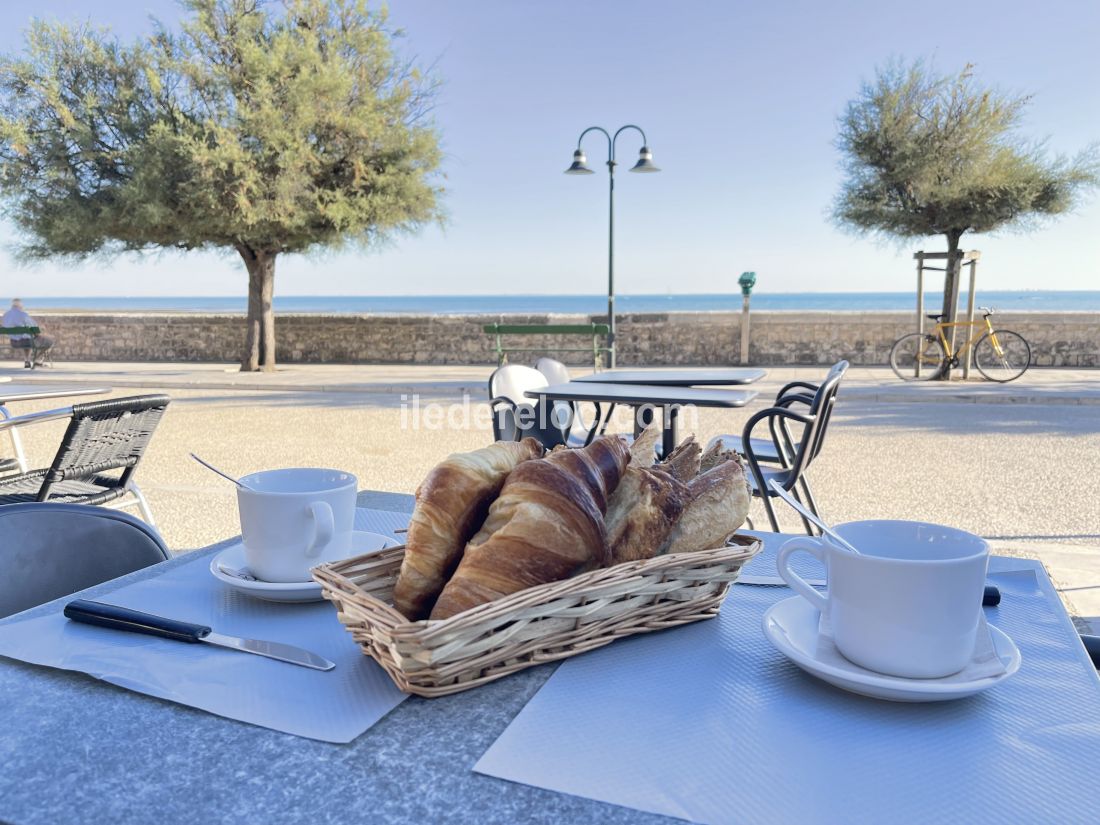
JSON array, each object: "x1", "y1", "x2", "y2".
[
  {"x1": 237, "y1": 245, "x2": 278, "y2": 372},
  {"x1": 938, "y1": 230, "x2": 964, "y2": 380}
]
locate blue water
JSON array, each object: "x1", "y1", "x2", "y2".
[{"x1": 15, "y1": 291, "x2": 1100, "y2": 314}]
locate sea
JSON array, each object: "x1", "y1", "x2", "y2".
[{"x1": 14, "y1": 291, "x2": 1100, "y2": 314}]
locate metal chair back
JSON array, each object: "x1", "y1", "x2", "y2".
[
  {"x1": 534, "y1": 357, "x2": 571, "y2": 385},
  {"x1": 488, "y1": 365, "x2": 549, "y2": 442},
  {"x1": 0, "y1": 503, "x2": 169, "y2": 619},
  {"x1": 37, "y1": 395, "x2": 170, "y2": 502},
  {"x1": 742, "y1": 362, "x2": 848, "y2": 532}
]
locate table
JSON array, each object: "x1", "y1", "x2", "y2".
[
  {"x1": 0, "y1": 383, "x2": 111, "y2": 404},
  {"x1": 576, "y1": 368, "x2": 767, "y2": 386},
  {"x1": 0, "y1": 495, "x2": 1093, "y2": 825},
  {"x1": 527, "y1": 381, "x2": 758, "y2": 456},
  {"x1": 0, "y1": 384, "x2": 111, "y2": 472}
]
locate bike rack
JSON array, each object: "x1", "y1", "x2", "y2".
[{"x1": 913, "y1": 250, "x2": 980, "y2": 379}]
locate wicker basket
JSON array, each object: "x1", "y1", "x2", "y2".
[{"x1": 312, "y1": 534, "x2": 762, "y2": 697}]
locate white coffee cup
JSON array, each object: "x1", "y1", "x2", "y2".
[
  {"x1": 777, "y1": 520, "x2": 990, "y2": 679},
  {"x1": 237, "y1": 468, "x2": 358, "y2": 583}
]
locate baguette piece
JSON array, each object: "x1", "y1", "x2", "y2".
[
  {"x1": 392, "y1": 438, "x2": 543, "y2": 620},
  {"x1": 605, "y1": 464, "x2": 688, "y2": 563},
  {"x1": 661, "y1": 453, "x2": 751, "y2": 555},
  {"x1": 429, "y1": 436, "x2": 630, "y2": 620}
]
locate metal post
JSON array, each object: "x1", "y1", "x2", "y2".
[
  {"x1": 607, "y1": 160, "x2": 616, "y2": 368},
  {"x1": 915, "y1": 252, "x2": 924, "y2": 378},
  {"x1": 567, "y1": 124, "x2": 655, "y2": 372},
  {"x1": 962, "y1": 256, "x2": 978, "y2": 379},
  {"x1": 740, "y1": 292, "x2": 751, "y2": 365}
]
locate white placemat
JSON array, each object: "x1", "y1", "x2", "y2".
[
  {"x1": 0, "y1": 507, "x2": 413, "y2": 743},
  {"x1": 476, "y1": 563, "x2": 1100, "y2": 824}
]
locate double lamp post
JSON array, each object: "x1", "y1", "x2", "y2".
[{"x1": 564, "y1": 125, "x2": 660, "y2": 368}]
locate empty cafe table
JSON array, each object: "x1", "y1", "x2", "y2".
[
  {"x1": 526, "y1": 382, "x2": 757, "y2": 456},
  {"x1": 0, "y1": 384, "x2": 111, "y2": 405},
  {"x1": 575, "y1": 368, "x2": 767, "y2": 386}
]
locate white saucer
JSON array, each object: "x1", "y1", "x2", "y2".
[
  {"x1": 762, "y1": 596, "x2": 1021, "y2": 702},
  {"x1": 209, "y1": 531, "x2": 398, "y2": 603}
]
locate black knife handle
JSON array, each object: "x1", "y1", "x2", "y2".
[
  {"x1": 64, "y1": 600, "x2": 211, "y2": 643},
  {"x1": 983, "y1": 585, "x2": 1001, "y2": 607},
  {"x1": 1080, "y1": 635, "x2": 1100, "y2": 669}
]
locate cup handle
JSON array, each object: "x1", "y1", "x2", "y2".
[
  {"x1": 776, "y1": 537, "x2": 829, "y2": 614},
  {"x1": 306, "y1": 502, "x2": 334, "y2": 558}
]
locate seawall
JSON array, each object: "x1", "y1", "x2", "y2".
[{"x1": 25, "y1": 311, "x2": 1100, "y2": 367}]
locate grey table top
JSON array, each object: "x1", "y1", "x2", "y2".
[
  {"x1": 527, "y1": 381, "x2": 758, "y2": 407},
  {"x1": 0, "y1": 383, "x2": 111, "y2": 405},
  {"x1": 0, "y1": 495, "x2": 1085, "y2": 825},
  {"x1": 0, "y1": 489, "x2": 676, "y2": 825},
  {"x1": 575, "y1": 368, "x2": 768, "y2": 386}
]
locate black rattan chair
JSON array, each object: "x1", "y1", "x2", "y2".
[{"x1": 0, "y1": 395, "x2": 169, "y2": 525}]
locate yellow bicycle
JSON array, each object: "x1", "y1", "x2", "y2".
[{"x1": 889, "y1": 307, "x2": 1031, "y2": 383}]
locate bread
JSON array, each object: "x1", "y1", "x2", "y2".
[
  {"x1": 659, "y1": 435, "x2": 702, "y2": 481},
  {"x1": 429, "y1": 436, "x2": 630, "y2": 619},
  {"x1": 660, "y1": 453, "x2": 751, "y2": 555},
  {"x1": 605, "y1": 464, "x2": 689, "y2": 563},
  {"x1": 392, "y1": 438, "x2": 543, "y2": 620}
]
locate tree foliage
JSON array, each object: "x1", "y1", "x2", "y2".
[
  {"x1": 834, "y1": 60, "x2": 1097, "y2": 243},
  {"x1": 0, "y1": 0, "x2": 444, "y2": 370}
]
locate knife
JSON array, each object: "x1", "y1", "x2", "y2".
[
  {"x1": 736, "y1": 577, "x2": 1002, "y2": 606},
  {"x1": 63, "y1": 599, "x2": 335, "y2": 671}
]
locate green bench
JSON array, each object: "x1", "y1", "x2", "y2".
[
  {"x1": 483, "y1": 323, "x2": 611, "y2": 369},
  {"x1": 0, "y1": 326, "x2": 46, "y2": 369}
]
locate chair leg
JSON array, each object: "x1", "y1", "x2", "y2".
[
  {"x1": 125, "y1": 481, "x2": 156, "y2": 527},
  {"x1": 788, "y1": 485, "x2": 817, "y2": 536},
  {"x1": 1, "y1": 406, "x2": 28, "y2": 472},
  {"x1": 797, "y1": 475, "x2": 821, "y2": 521}
]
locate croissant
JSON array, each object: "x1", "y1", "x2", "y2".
[
  {"x1": 392, "y1": 438, "x2": 543, "y2": 620},
  {"x1": 429, "y1": 436, "x2": 630, "y2": 620},
  {"x1": 660, "y1": 453, "x2": 751, "y2": 555}
]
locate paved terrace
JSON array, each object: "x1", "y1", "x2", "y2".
[{"x1": 2, "y1": 361, "x2": 1098, "y2": 633}]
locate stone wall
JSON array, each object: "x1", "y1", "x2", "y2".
[{"x1": 26, "y1": 310, "x2": 1100, "y2": 367}]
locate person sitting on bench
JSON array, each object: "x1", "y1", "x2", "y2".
[{"x1": 2, "y1": 299, "x2": 54, "y2": 367}]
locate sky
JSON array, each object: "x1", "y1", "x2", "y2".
[{"x1": 0, "y1": 0, "x2": 1097, "y2": 298}]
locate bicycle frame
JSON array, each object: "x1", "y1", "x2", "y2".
[{"x1": 930, "y1": 315, "x2": 1003, "y2": 360}]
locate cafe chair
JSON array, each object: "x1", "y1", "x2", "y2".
[
  {"x1": 534, "y1": 357, "x2": 595, "y2": 446},
  {"x1": 0, "y1": 394, "x2": 169, "y2": 525},
  {"x1": 487, "y1": 365, "x2": 577, "y2": 448},
  {"x1": 715, "y1": 365, "x2": 846, "y2": 534},
  {"x1": 0, "y1": 503, "x2": 169, "y2": 619},
  {"x1": 708, "y1": 361, "x2": 847, "y2": 525}
]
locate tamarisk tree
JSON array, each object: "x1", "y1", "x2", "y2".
[
  {"x1": 834, "y1": 60, "x2": 1097, "y2": 373},
  {"x1": 0, "y1": 0, "x2": 443, "y2": 371}
]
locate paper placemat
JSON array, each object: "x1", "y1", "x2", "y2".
[
  {"x1": 0, "y1": 507, "x2": 413, "y2": 743},
  {"x1": 476, "y1": 563, "x2": 1100, "y2": 824}
]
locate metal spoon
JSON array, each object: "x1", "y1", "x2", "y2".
[
  {"x1": 190, "y1": 453, "x2": 250, "y2": 490},
  {"x1": 767, "y1": 479, "x2": 861, "y2": 554}
]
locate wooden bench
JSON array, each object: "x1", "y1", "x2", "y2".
[
  {"x1": 0, "y1": 326, "x2": 46, "y2": 369},
  {"x1": 483, "y1": 323, "x2": 611, "y2": 369}
]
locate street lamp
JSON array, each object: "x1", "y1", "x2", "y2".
[{"x1": 565, "y1": 125, "x2": 660, "y2": 368}]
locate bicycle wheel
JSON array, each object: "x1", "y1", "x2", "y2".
[
  {"x1": 890, "y1": 333, "x2": 945, "y2": 381},
  {"x1": 973, "y1": 330, "x2": 1030, "y2": 382}
]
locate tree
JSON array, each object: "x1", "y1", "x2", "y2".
[
  {"x1": 834, "y1": 60, "x2": 1097, "y2": 374},
  {"x1": 0, "y1": 0, "x2": 443, "y2": 371}
]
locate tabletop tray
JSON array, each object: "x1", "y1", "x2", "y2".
[{"x1": 313, "y1": 534, "x2": 762, "y2": 697}]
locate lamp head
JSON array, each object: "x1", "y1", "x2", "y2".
[
  {"x1": 564, "y1": 149, "x2": 595, "y2": 175},
  {"x1": 629, "y1": 146, "x2": 661, "y2": 173}
]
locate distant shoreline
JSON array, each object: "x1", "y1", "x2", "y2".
[{"x1": 16, "y1": 290, "x2": 1100, "y2": 314}]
